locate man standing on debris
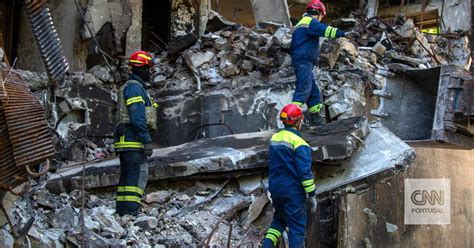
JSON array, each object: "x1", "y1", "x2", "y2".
[
  {"x1": 263, "y1": 104, "x2": 318, "y2": 247},
  {"x1": 114, "y1": 50, "x2": 158, "y2": 216},
  {"x1": 291, "y1": 0, "x2": 357, "y2": 126}
]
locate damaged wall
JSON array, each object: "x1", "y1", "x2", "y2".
[
  {"x1": 377, "y1": 0, "x2": 472, "y2": 32},
  {"x1": 441, "y1": 0, "x2": 472, "y2": 32},
  {"x1": 16, "y1": 0, "x2": 140, "y2": 72},
  {"x1": 17, "y1": 0, "x2": 88, "y2": 72},
  {"x1": 342, "y1": 147, "x2": 474, "y2": 248}
]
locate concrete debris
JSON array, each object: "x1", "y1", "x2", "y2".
[
  {"x1": 134, "y1": 216, "x2": 159, "y2": 230},
  {"x1": 4, "y1": 6, "x2": 467, "y2": 247},
  {"x1": 184, "y1": 51, "x2": 215, "y2": 68},
  {"x1": 386, "y1": 222, "x2": 398, "y2": 233},
  {"x1": 144, "y1": 190, "x2": 171, "y2": 204},
  {"x1": 46, "y1": 117, "x2": 371, "y2": 193},
  {"x1": 272, "y1": 27, "x2": 292, "y2": 49},
  {"x1": 244, "y1": 193, "x2": 270, "y2": 228},
  {"x1": 329, "y1": 102, "x2": 349, "y2": 119},
  {"x1": 237, "y1": 175, "x2": 263, "y2": 195},
  {"x1": 210, "y1": 194, "x2": 251, "y2": 215},
  {"x1": 4, "y1": 180, "x2": 262, "y2": 246},
  {"x1": 91, "y1": 206, "x2": 126, "y2": 238},
  {"x1": 15, "y1": 13, "x2": 469, "y2": 154},
  {"x1": 363, "y1": 208, "x2": 378, "y2": 225},
  {"x1": 50, "y1": 206, "x2": 78, "y2": 231},
  {"x1": 0, "y1": 229, "x2": 14, "y2": 248},
  {"x1": 394, "y1": 19, "x2": 415, "y2": 38}
]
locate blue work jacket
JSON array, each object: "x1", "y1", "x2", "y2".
[{"x1": 290, "y1": 14, "x2": 345, "y2": 65}]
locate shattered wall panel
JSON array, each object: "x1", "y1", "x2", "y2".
[
  {"x1": 82, "y1": 0, "x2": 132, "y2": 54},
  {"x1": 250, "y1": 0, "x2": 291, "y2": 27},
  {"x1": 155, "y1": 84, "x2": 293, "y2": 146},
  {"x1": 441, "y1": 0, "x2": 472, "y2": 32}
]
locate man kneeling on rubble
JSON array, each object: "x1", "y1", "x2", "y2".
[
  {"x1": 291, "y1": 0, "x2": 358, "y2": 127},
  {"x1": 113, "y1": 51, "x2": 158, "y2": 216},
  {"x1": 262, "y1": 104, "x2": 318, "y2": 247}
]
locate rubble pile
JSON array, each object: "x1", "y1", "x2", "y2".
[
  {"x1": 3, "y1": 177, "x2": 270, "y2": 247},
  {"x1": 10, "y1": 14, "x2": 471, "y2": 163},
  {"x1": 151, "y1": 15, "x2": 471, "y2": 124},
  {"x1": 0, "y1": 11, "x2": 470, "y2": 248}
]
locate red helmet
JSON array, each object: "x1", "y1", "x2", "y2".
[
  {"x1": 129, "y1": 50, "x2": 154, "y2": 67},
  {"x1": 306, "y1": 0, "x2": 326, "y2": 17},
  {"x1": 280, "y1": 104, "x2": 304, "y2": 125}
]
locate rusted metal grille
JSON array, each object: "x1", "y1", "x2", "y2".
[{"x1": 0, "y1": 69, "x2": 54, "y2": 190}]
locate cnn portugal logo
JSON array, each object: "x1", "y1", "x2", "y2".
[{"x1": 405, "y1": 179, "x2": 450, "y2": 225}]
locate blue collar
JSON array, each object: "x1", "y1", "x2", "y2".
[
  {"x1": 128, "y1": 74, "x2": 146, "y2": 88},
  {"x1": 284, "y1": 127, "x2": 301, "y2": 137}
]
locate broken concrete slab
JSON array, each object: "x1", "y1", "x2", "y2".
[
  {"x1": 183, "y1": 51, "x2": 215, "y2": 68},
  {"x1": 315, "y1": 123, "x2": 416, "y2": 196},
  {"x1": 210, "y1": 195, "x2": 251, "y2": 215},
  {"x1": 303, "y1": 116, "x2": 369, "y2": 162},
  {"x1": 251, "y1": 0, "x2": 291, "y2": 27},
  {"x1": 206, "y1": 11, "x2": 240, "y2": 33},
  {"x1": 67, "y1": 229, "x2": 111, "y2": 248},
  {"x1": 244, "y1": 193, "x2": 270, "y2": 229},
  {"x1": 237, "y1": 175, "x2": 263, "y2": 195},
  {"x1": 46, "y1": 117, "x2": 376, "y2": 194},
  {"x1": 90, "y1": 206, "x2": 126, "y2": 238}
]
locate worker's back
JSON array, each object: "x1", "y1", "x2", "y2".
[{"x1": 268, "y1": 129, "x2": 310, "y2": 195}]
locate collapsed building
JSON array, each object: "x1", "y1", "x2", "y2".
[{"x1": 0, "y1": 0, "x2": 473, "y2": 247}]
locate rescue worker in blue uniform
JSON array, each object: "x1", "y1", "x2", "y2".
[
  {"x1": 262, "y1": 104, "x2": 318, "y2": 248},
  {"x1": 114, "y1": 50, "x2": 158, "y2": 216},
  {"x1": 291, "y1": 0, "x2": 358, "y2": 126}
]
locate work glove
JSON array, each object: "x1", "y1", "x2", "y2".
[
  {"x1": 307, "y1": 196, "x2": 318, "y2": 213},
  {"x1": 144, "y1": 143, "x2": 153, "y2": 157},
  {"x1": 344, "y1": 30, "x2": 360, "y2": 40}
]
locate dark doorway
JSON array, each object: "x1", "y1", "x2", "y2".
[
  {"x1": 142, "y1": 0, "x2": 171, "y2": 53},
  {"x1": 0, "y1": 0, "x2": 21, "y2": 64},
  {"x1": 86, "y1": 22, "x2": 116, "y2": 69}
]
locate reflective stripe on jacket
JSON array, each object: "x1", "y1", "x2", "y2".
[
  {"x1": 290, "y1": 14, "x2": 345, "y2": 65},
  {"x1": 114, "y1": 74, "x2": 152, "y2": 151},
  {"x1": 268, "y1": 128, "x2": 316, "y2": 195}
]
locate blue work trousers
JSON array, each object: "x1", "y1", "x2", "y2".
[
  {"x1": 262, "y1": 191, "x2": 308, "y2": 248},
  {"x1": 116, "y1": 151, "x2": 148, "y2": 216},
  {"x1": 292, "y1": 62, "x2": 321, "y2": 109}
]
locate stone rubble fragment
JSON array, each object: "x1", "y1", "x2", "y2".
[
  {"x1": 237, "y1": 175, "x2": 263, "y2": 195},
  {"x1": 91, "y1": 206, "x2": 126, "y2": 238},
  {"x1": 134, "y1": 216, "x2": 159, "y2": 230},
  {"x1": 386, "y1": 222, "x2": 399, "y2": 233},
  {"x1": 144, "y1": 190, "x2": 171, "y2": 204},
  {"x1": 0, "y1": 229, "x2": 14, "y2": 248}
]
